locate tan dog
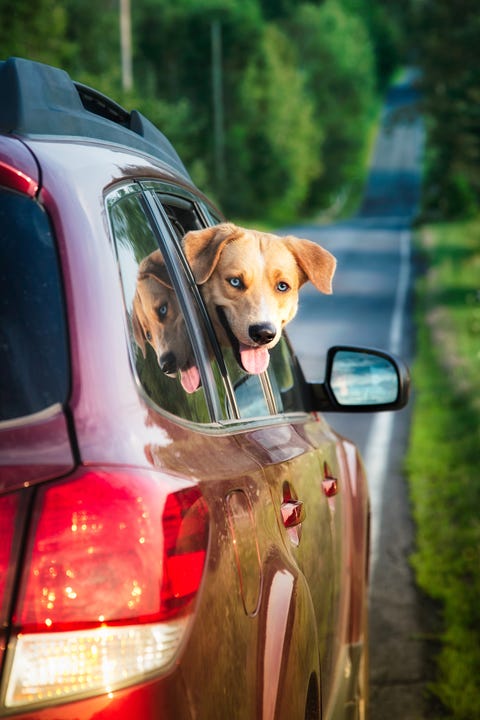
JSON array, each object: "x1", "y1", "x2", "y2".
[
  {"x1": 183, "y1": 223, "x2": 336, "y2": 374},
  {"x1": 132, "y1": 250, "x2": 200, "y2": 393}
]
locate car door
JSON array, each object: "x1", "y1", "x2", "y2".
[
  {"x1": 235, "y1": 336, "x2": 350, "y2": 716},
  {"x1": 135, "y1": 186, "x2": 353, "y2": 716},
  {"x1": 107, "y1": 180, "x2": 323, "y2": 718},
  {"x1": 137, "y1": 189, "x2": 347, "y2": 716}
]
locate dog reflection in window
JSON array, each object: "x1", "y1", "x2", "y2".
[{"x1": 132, "y1": 250, "x2": 200, "y2": 394}]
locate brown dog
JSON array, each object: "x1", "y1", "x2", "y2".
[
  {"x1": 183, "y1": 223, "x2": 336, "y2": 374},
  {"x1": 132, "y1": 250, "x2": 200, "y2": 393}
]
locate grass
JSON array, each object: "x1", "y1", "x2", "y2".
[{"x1": 407, "y1": 217, "x2": 480, "y2": 718}]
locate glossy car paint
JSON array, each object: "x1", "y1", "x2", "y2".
[{"x1": 0, "y1": 125, "x2": 373, "y2": 717}]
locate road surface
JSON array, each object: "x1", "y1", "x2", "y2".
[{"x1": 286, "y1": 73, "x2": 431, "y2": 719}]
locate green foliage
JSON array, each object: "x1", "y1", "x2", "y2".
[
  {"x1": 412, "y1": 0, "x2": 480, "y2": 219},
  {"x1": 0, "y1": 0, "x2": 409, "y2": 223},
  {"x1": 226, "y1": 23, "x2": 322, "y2": 221},
  {"x1": 341, "y1": 0, "x2": 410, "y2": 90},
  {"x1": 287, "y1": 1, "x2": 377, "y2": 211},
  {"x1": 0, "y1": 0, "x2": 70, "y2": 65},
  {"x1": 407, "y1": 219, "x2": 480, "y2": 717}
]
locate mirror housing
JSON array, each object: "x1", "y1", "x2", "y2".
[{"x1": 308, "y1": 346, "x2": 410, "y2": 413}]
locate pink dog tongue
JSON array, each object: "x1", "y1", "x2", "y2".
[
  {"x1": 180, "y1": 365, "x2": 201, "y2": 394},
  {"x1": 239, "y1": 344, "x2": 270, "y2": 374}
]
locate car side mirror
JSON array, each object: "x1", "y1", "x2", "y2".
[{"x1": 308, "y1": 346, "x2": 410, "y2": 412}]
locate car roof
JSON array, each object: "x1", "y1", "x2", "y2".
[{"x1": 0, "y1": 56, "x2": 191, "y2": 181}]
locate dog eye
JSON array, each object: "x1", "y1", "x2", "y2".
[
  {"x1": 228, "y1": 277, "x2": 244, "y2": 290},
  {"x1": 146, "y1": 330, "x2": 153, "y2": 342},
  {"x1": 276, "y1": 281, "x2": 290, "y2": 292},
  {"x1": 157, "y1": 303, "x2": 168, "y2": 318}
]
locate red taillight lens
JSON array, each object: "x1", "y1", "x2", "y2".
[
  {"x1": 15, "y1": 469, "x2": 209, "y2": 633},
  {"x1": 160, "y1": 489, "x2": 210, "y2": 616},
  {"x1": 0, "y1": 160, "x2": 38, "y2": 196}
]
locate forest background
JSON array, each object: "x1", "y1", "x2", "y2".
[{"x1": 1, "y1": 0, "x2": 478, "y2": 224}]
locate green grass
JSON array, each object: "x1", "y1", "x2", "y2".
[{"x1": 407, "y1": 218, "x2": 480, "y2": 718}]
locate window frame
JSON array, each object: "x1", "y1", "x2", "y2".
[
  {"x1": 106, "y1": 179, "x2": 310, "y2": 428},
  {"x1": 146, "y1": 186, "x2": 283, "y2": 421}
]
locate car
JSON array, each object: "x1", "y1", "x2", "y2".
[{"x1": 0, "y1": 57, "x2": 409, "y2": 720}]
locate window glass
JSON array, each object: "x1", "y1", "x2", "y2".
[
  {"x1": 108, "y1": 188, "x2": 210, "y2": 423},
  {"x1": 222, "y1": 348, "x2": 270, "y2": 418},
  {"x1": 267, "y1": 335, "x2": 306, "y2": 413},
  {"x1": 0, "y1": 189, "x2": 68, "y2": 421}
]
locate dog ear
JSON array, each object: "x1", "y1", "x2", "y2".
[
  {"x1": 182, "y1": 223, "x2": 240, "y2": 284},
  {"x1": 284, "y1": 236, "x2": 336, "y2": 294},
  {"x1": 138, "y1": 250, "x2": 173, "y2": 288},
  {"x1": 132, "y1": 291, "x2": 147, "y2": 358}
]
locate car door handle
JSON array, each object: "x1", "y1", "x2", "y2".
[{"x1": 281, "y1": 499, "x2": 305, "y2": 528}]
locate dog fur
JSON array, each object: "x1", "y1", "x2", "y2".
[{"x1": 183, "y1": 223, "x2": 336, "y2": 374}]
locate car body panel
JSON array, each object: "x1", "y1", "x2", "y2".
[
  {"x1": 0, "y1": 136, "x2": 365, "y2": 719},
  {"x1": 0, "y1": 405, "x2": 75, "y2": 492},
  {"x1": 240, "y1": 419, "x2": 357, "y2": 718},
  {"x1": 0, "y1": 58, "x2": 408, "y2": 720}
]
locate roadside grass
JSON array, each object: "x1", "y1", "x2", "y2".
[{"x1": 407, "y1": 217, "x2": 480, "y2": 718}]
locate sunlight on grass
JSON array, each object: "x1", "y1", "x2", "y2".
[{"x1": 407, "y1": 218, "x2": 480, "y2": 719}]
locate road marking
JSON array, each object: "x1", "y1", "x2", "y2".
[
  {"x1": 390, "y1": 230, "x2": 411, "y2": 355},
  {"x1": 365, "y1": 229, "x2": 411, "y2": 575}
]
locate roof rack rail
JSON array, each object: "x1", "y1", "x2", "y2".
[{"x1": 0, "y1": 57, "x2": 190, "y2": 180}]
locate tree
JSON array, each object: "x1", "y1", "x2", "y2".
[
  {"x1": 412, "y1": 0, "x2": 480, "y2": 217},
  {"x1": 0, "y1": 0, "x2": 69, "y2": 66},
  {"x1": 288, "y1": 1, "x2": 376, "y2": 211},
  {"x1": 226, "y1": 23, "x2": 322, "y2": 221}
]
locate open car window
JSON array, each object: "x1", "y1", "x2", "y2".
[
  {"x1": 108, "y1": 182, "x2": 307, "y2": 424},
  {"x1": 151, "y1": 190, "x2": 271, "y2": 421}
]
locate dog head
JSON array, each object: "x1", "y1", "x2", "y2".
[
  {"x1": 183, "y1": 223, "x2": 336, "y2": 374},
  {"x1": 132, "y1": 250, "x2": 200, "y2": 393}
]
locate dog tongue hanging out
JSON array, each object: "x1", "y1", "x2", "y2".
[{"x1": 183, "y1": 223, "x2": 336, "y2": 375}]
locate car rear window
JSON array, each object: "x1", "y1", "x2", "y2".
[{"x1": 0, "y1": 189, "x2": 69, "y2": 422}]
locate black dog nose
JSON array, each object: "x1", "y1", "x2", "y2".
[
  {"x1": 249, "y1": 323, "x2": 276, "y2": 345},
  {"x1": 159, "y1": 351, "x2": 177, "y2": 375}
]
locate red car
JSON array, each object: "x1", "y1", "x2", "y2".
[{"x1": 0, "y1": 58, "x2": 409, "y2": 720}]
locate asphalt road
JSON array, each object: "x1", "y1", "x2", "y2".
[{"x1": 285, "y1": 73, "x2": 431, "y2": 719}]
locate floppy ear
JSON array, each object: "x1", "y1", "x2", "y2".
[
  {"x1": 284, "y1": 236, "x2": 336, "y2": 294},
  {"x1": 132, "y1": 291, "x2": 147, "y2": 358},
  {"x1": 182, "y1": 223, "x2": 241, "y2": 284},
  {"x1": 138, "y1": 249, "x2": 173, "y2": 288}
]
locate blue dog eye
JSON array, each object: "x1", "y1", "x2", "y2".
[
  {"x1": 158, "y1": 303, "x2": 168, "y2": 317},
  {"x1": 277, "y1": 281, "x2": 290, "y2": 292},
  {"x1": 228, "y1": 277, "x2": 243, "y2": 289}
]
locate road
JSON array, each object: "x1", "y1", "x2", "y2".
[{"x1": 285, "y1": 73, "x2": 430, "y2": 719}]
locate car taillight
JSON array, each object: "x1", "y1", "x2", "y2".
[
  {"x1": 0, "y1": 160, "x2": 38, "y2": 196},
  {"x1": 0, "y1": 495, "x2": 20, "y2": 619},
  {"x1": 3, "y1": 468, "x2": 209, "y2": 709}
]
